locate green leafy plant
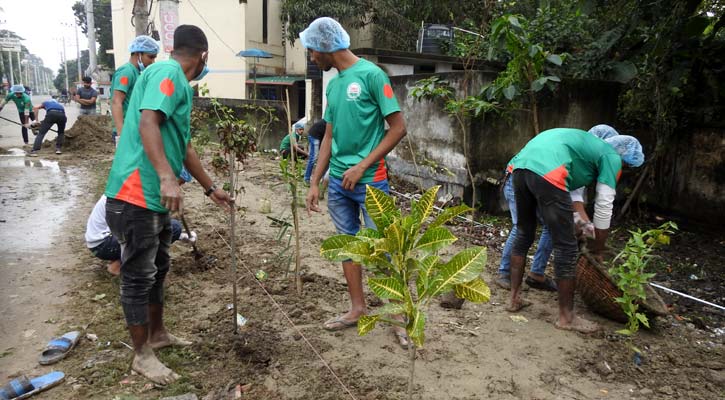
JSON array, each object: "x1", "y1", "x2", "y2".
[
  {"x1": 485, "y1": 14, "x2": 567, "y2": 135},
  {"x1": 278, "y1": 157, "x2": 305, "y2": 292},
  {"x1": 609, "y1": 221, "x2": 677, "y2": 346},
  {"x1": 320, "y1": 185, "x2": 490, "y2": 399}
]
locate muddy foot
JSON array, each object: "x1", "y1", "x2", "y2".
[
  {"x1": 132, "y1": 347, "x2": 180, "y2": 385},
  {"x1": 149, "y1": 332, "x2": 192, "y2": 350},
  {"x1": 506, "y1": 298, "x2": 532, "y2": 312},
  {"x1": 555, "y1": 316, "x2": 600, "y2": 334}
]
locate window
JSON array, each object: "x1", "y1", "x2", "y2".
[{"x1": 262, "y1": 0, "x2": 268, "y2": 44}]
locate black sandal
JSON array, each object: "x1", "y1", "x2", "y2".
[{"x1": 525, "y1": 275, "x2": 558, "y2": 292}]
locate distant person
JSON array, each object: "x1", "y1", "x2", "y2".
[
  {"x1": 111, "y1": 35, "x2": 160, "y2": 144},
  {"x1": 28, "y1": 98, "x2": 67, "y2": 156},
  {"x1": 75, "y1": 76, "x2": 98, "y2": 115},
  {"x1": 279, "y1": 121, "x2": 308, "y2": 159},
  {"x1": 104, "y1": 24, "x2": 232, "y2": 385},
  {"x1": 304, "y1": 119, "x2": 326, "y2": 184},
  {"x1": 0, "y1": 84, "x2": 35, "y2": 144}
]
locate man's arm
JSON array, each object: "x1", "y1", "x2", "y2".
[
  {"x1": 88, "y1": 95, "x2": 98, "y2": 104},
  {"x1": 111, "y1": 90, "x2": 127, "y2": 134},
  {"x1": 31, "y1": 104, "x2": 44, "y2": 123},
  {"x1": 293, "y1": 143, "x2": 308, "y2": 157},
  {"x1": 183, "y1": 143, "x2": 231, "y2": 210},
  {"x1": 139, "y1": 109, "x2": 182, "y2": 211},
  {"x1": 340, "y1": 111, "x2": 407, "y2": 190}
]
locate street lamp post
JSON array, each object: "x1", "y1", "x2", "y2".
[{"x1": 61, "y1": 21, "x2": 82, "y2": 82}]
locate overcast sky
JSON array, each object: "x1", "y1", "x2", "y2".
[{"x1": 2, "y1": 0, "x2": 83, "y2": 74}]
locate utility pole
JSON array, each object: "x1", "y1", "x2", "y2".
[
  {"x1": 60, "y1": 37, "x2": 69, "y2": 91},
  {"x1": 133, "y1": 0, "x2": 149, "y2": 36},
  {"x1": 86, "y1": 0, "x2": 97, "y2": 77},
  {"x1": 15, "y1": 51, "x2": 21, "y2": 83}
]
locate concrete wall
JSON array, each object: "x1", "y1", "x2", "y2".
[{"x1": 385, "y1": 71, "x2": 724, "y2": 222}]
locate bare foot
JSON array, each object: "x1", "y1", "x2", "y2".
[
  {"x1": 555, "y1": 315, "x2": 600, "y2": 334},
  {"x1": 131, "y1": 346, "x2": 180, "y2": 385},
  {"x1": 506, "y1": 297, "x2": 532, "y2": 312},
  {"x1": 148, "y1": 332, "x2": 192, "y2": 350},
  {"x1": 107, "y1": 260, "x2": 121, "y2": 276}
]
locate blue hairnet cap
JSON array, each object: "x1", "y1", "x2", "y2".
[
  {"x1": 179, "y1": 167, "x2": 193, "y2": 183},
  {"x1": 299, "y1": 17, "x2": 350, "y2": 53},
  {"x1": 588, "y1": 124, "x2": 620, "y2": 140},
  {"x1": 605, "y1": 135, "x2": 644, "y2": 167},
  {"x1": 128, "y1": 35, "x2": 160, "y2": 54},
  {"x1": 293, "y1": 122, "x2": 305, "y2": 129},
  {"x1": 10, "y1": 84, "x2": 25, "y2": 93}
]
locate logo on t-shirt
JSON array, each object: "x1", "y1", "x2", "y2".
[{"x1": 346, "y1": 82, "x2": 362, "y2": 101}]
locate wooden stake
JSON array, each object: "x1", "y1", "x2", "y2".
[{"x1": 229, "y1": 152, "x2": 239, "y2": 333}]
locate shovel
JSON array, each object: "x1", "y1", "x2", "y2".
[
  {"x1": 180, "y1": 213, "x2": 217, "y2": 267},
  {"x1": 0, "y1": 115, "x2": 55, "y2": 134}
]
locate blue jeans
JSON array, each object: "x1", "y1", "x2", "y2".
[
  {"x1": 304, "y1": 136, "x2": 320, "y2": 183},
  {"x1": 327, "y1": 176, "x2": 389, "y2": 235},
  {"x1": 498, "y1": 175, "x2": 553, "y2": 277}
]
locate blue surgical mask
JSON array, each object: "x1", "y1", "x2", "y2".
[
  {"x1": 137, "y1": 55, "x2": 145, "y2": 72},
  {"x1": 193, "y1": 64, "x2": 209, "y2": 81}
]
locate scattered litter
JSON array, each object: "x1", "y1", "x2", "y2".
[
  {"x1": 86, "y1": 333, "x2": 98, "y2": 342},
  {"x1": 226, "y1": 303, "x2": 234, "y2": 310},
  {"x1": 255, "y1": 270, "x2": 268, "y2": 281},
  {"x1": 23, "y1": 329, "x2": 36, "y2": 338},
  {"x1": 510, "y1": 315, "x2": 528, "y2": 323},
  {"x1": 119, "y1": 377, "x2": 135, "y2": 385},
  {"x1": 119, "y1": 340, "x2": 133, "y2": 350},
  {"x1": 714, "y1": 327, "x2": 725, "y2": 337},
  {"x1": 43, "y1": 318, "x2": 56, "y2": 324},
  {"x1": 236, "y1": 314, "x2": 248, "y2": 328},
  {"x1": 689, "y1": 274, "x2": 699, "y2": 280},
  {"x1": 234, "y1": 384, "x2": 242, "y2": 399},
  {"x1": 93, "y1": 293, "x2": 107, "y2": 301},
  {"x1": 600, "y1": 389, "x2": 609, "y2": 394}
]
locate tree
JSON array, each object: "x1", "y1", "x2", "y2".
[{"x1": 73, "y1": 0, "x2": 115, "y2": 68}]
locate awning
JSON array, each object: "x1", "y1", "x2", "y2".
[{"x1": 245, "y1": 76, "x2": 305, "y2": 86}]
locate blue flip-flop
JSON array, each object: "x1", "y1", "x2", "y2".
[
  {"x1": 38, "y1": 331, "x2": 80, "y2": 365},
  {"x1": 0, "y1": 371, "x2": 65, "y2": 400}
]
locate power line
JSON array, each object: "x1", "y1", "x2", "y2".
[{"x1": 186, "y1": 0, "x2": 238, "y2": 54}]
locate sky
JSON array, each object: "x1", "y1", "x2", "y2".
[{"x1": 1, "y1": 0, "x2": 84, "y2": 74}]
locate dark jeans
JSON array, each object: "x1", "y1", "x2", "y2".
[
  {"x1": 511, "y1": 169, "x2": 578, "y2": 280},
  {"x1": 105, "y1": 198, "x2": 172, "y2": 326},
  {"x1": 90, "y1": 219, "x2": 182, "y2": 261},
  {"x1": 32, "y1": 111, "x2": 66, "y2": 152},
  {"x1": 18, "y1": 111, "x2": 36, "y2": 144}
]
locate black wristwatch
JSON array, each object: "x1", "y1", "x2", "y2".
[{"x1": 204, "y1": 184, "x2": 217, "y2": 197}]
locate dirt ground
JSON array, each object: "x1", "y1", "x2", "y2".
[{"x1": 1, "y1": 141, "x2": 723, "y2": 399}]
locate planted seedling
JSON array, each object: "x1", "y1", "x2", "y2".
[
  {"x1": 609, "y1": 221, "x2": 677, "y2": 360},
  {"x1": 321, "y1": 185, "x2": 490, "y2": 399}
]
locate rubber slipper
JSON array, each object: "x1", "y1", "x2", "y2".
[
  {"x1": 0, "y1": 371, "x2": 65, "y2": 400},
  {"x1": 505, "y1": 298, "x2": 532, "y2": 312},
  {"x1": 525, "y1": 275, "x2": 558, "y2": 292},
  {"x1": 322, "y1": 316, "x2": 358, "y2": 331},
  {"x1": 393, "y1": 330, "x2": 410, "y2": 350},
  {"x1": 38, "y1": 331, "x2": 81, "y2": 365}
]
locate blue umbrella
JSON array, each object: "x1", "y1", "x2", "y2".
[{"x1": 237, "y1": 49, "x2": 273, "y2": 99}]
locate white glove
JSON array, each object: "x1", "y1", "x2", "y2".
[{"x1": 179, "y1": 231, "x2": 197, "y2": 244}]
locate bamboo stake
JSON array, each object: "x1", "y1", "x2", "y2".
[{"x1": 229, "y1": 152, "x2": 239, "y2": 333}]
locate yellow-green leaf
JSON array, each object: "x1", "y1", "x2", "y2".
[
  {"x1": 320, "y1": 235, "x2": 359, "y2": 261},
  {"x1": 357, "y1": 228, "x2": 382, "y2": 239},
  {"x1": 454, "y1": 278, "x2": 491, "y2": 303},
  {"x1": 414, "y1": 227, "x2": 457, "y2": 254},
  {"x1": 412, "y1": 186, "x2": 439, "y2": 222},
  {"x1": 407, "y1": 309, "x2": 426, "y2": 347},
  {"x1": 358, "y1": 315, "x2": 380, "y2": 336},
  {"x1": 431, "y1": 247, "x2": 487, "y2": 296},
  {"x1": 368, "y1": 277, "x2": 406, "y2": 301},
  {"x1": 384, "y1": 220, "x2": 405, "y2": 253},
  {"x1": 364, "y1": 186, "x2": 397, "y2": 231},
  {"x1": 373, "y1": 302, "x2": 406, "y2": 317},
  {"x1": 429, "y1": 205, "x2": 473, "y2": 228}
]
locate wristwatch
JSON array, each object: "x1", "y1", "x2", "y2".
[{"x1": 204, "y1": 184, "x2": 217, "y2": 197}]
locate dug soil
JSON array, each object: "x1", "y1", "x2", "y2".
[{"x1": 18, "y1": 151, "x2": 724, "y2": 399}]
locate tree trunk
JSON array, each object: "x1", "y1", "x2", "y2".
[
  {"x1": 530, "y1": 93, "x2": 540, "y2": 135},
  {"x1": 407, "y1": 345, "x2": 416, "y2": 400}
]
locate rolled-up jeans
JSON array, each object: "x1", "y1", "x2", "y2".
[
  {"x1": 105, "y1": 198, "x2": 172, "y2": 326},
  {"x1": 304, "y1": 136, "x2": 320, "y2": 183},
  {"x1": 512, "y1": 169, "x2": 578, "y2": 280},
  {"x1": 499, "y1": 174, "x2": 553, "y2": 277}
]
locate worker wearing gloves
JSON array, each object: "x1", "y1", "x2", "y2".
[
  {"x1": 0, "y1": 84, "x2": 35, "y2": 145},
  {"x1": 111, "y1": 35, "x2": 160, "y2": 144},
  {"x1": 506, "y1": 128, "x2": 644, "y2": 333}
]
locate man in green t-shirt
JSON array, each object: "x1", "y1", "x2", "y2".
[
  {"x1": 300, "y1": 17, "x2": 409, "y2": 347},
  {"x1": 111, "y1": 35, "x2": 159, "y2": 144},
  {"x1": 0, "y1": 85, "x2": 35, "y2": 144},
  {"x1": 507, "y1": 128, "x2": 644, "y2": 333},
  {"x1": 104, "y1": 25, "x2": 231, "y2": 385},
  {"x1": 279, "y1": 121, "x2": 308, "y2": 159}
]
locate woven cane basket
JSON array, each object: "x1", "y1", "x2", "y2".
[{"x1": 575, "y1": 252, "x2": 669, "y2": 323}]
